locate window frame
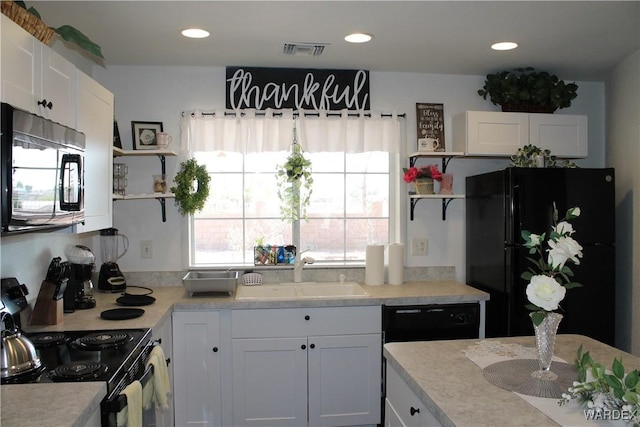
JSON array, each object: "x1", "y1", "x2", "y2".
[{"x1": 187, "y1": 151, "x2": 401, "y2": 268}]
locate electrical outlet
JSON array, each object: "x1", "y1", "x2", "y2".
[
  {"x1": 141, "y1": 240, "x2": 153, "y2": 259},
  {"x1": 411, "y1": 238, "x2": 428, "y2": 256}
]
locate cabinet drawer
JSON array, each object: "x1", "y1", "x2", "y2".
[
  {"x1": 386, "y1": 363, "x2": 442, "y2": 427},
  {"x1": 232, "y1": 306, "x2": 381, "y2": 338}
]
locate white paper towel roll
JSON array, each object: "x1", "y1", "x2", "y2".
[
  {"x1": 387, "y1": 243, "x2": 404, "y2": 285},
  {"x1": 365, "y1": 244, "x2": 384, "y2": 286}
]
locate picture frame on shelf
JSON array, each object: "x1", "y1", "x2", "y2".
[
  {"x1": 131, "y1": 121, "x2": 163, "y2": 150},
  {"x1": 416, "y1": 103, "x2": 445, "y2": 152},
  {"x1": 113, "y1": 119, "x2": 122, "y2": 149}
]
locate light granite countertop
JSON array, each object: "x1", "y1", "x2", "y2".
[
  {"x1": 3, "y1": 279, "x2": 487, "y2": 427},
  {"x1": 384, "y1": 335, "x2": 638, "y2": 427}
]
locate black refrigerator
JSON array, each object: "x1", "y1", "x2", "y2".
[{"x1": 466, "y1": 168, "x2": 615, "y2": 345}]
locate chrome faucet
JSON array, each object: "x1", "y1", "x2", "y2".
[{"x1": 293, "y1": 254, "x2": 315, "y2": 283}]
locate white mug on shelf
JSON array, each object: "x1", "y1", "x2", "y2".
[
  {"x1": 156, "y1": 132, "x2": 172, "y2": 148},
  {"x1": 418, "y1": 137, "x2": 440, "y2": 152}
]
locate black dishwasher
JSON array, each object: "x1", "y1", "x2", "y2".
[
  {"x1": 380, "y1": 303, "x2": 481, "y2": 422},
  {"x1": 383, "y1": 303, "x2": 480, "y2": 343}
]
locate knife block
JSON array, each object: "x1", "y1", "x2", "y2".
[{"x1": 30, "y1": 281, "x2": 63, "y2": 325}]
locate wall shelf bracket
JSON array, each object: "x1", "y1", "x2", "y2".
[
  {"x1": 157, "y1": 154, "x2": 166, "y2": 174},
  {"x1": 157, "y1": 197, "x2": 167, "y2": 222}
]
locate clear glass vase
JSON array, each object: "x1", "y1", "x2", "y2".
[{"x1": 530, "y1": 312, "x2": 563, "y2": 381}]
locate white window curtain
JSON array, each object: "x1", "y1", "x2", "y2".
[{"x1": 180, "y1": 109, "x2": 402, "y2": 154}]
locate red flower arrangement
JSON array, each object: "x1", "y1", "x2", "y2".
[{"x1": 403, "y1": 165, "x2": 443, "y2": 183}]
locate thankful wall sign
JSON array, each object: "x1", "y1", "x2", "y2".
[{"x1": 226, "y1": 67, "x2": 370, "y2": 110}]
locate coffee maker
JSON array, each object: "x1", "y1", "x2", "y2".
[
  {"x1": 63, "y1": 245, "x2": 96, "y2": 312},
  {"x1": 98, "y1": 228, "x2": 128, "y2": 293}
]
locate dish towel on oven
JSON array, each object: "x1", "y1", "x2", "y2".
[
  {"x1": 116, "y1": 380, "x2": 143, "y2": 427},
  {"x1": 147, "y1": 345, "x2": 171, "y2": 410}
]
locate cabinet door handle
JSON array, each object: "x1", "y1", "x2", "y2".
[
  {"x1": 309, "y1": 343, "x2": 315, "y2": 349},
  {"x1": 37, "y1": 99, "x2": 53, "y2": 109},
  {"x1": 212, "y1": 347, "x2": 219, "y2": 352},
  {"x1": 301, "y1": 344, "x2": 306, "y2": 350},
  {"x1": 304, "y1": 315, "x2": 310, "y2": 321},
  {"x1": 410, "y1": 406, "x2": 420, "y2": 416}
]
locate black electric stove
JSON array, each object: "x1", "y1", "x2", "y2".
[{"x1": 3, "y1": 328, "x2": 152, "y2": 396}]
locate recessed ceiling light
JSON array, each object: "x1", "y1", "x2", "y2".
[
  {"x1": 182, "y1": 28, "x2": 210, "y2": 39},
  {"x1": 345, "y1": 33, "x2": 373, "y2": 43},
  {"x1": 491, "y1": 41, "x2": 518, "y2": 51}
]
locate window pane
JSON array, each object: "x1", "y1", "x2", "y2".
[
  {"x1": 346, "y1": 174, "x2": 389, "y2": 217},
  {"x1": 244, "y1": 219, "x2": 293, "y2": 261},
  {"x1": 345, "y1": 219, "x2": 389, "y2": 260},
  {"x1": 191, "y1": 148, "x2": 391, "y2": 266},
  {"x1": 300, "y1": 219, "x2": 345, "y2": 262},
  {"x1": 245, "y1": 173, "x2": 280, "y2": 218},
  {"x1": 192, "y1": 219, "x2": 243, "y2": 264},
  {"x1": 307, "y1": 174, "x2": 344, "y2": 218},
  {"x1": 198, "y1": 173, "x2": 243, "y2": 218}
]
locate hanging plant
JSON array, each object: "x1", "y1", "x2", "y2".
[
  {"x1": 276, "y1": 142, "x2": 313, "y2": 222},
  {"x1": 171, "y1": 158, "x2": 211, "y2": 216}
]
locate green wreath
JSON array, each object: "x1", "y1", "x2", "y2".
[{"x1": 171, "y1": 158, "x2": 211, "y2": 216}]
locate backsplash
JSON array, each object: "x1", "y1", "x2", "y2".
[{"x1": 121, "y1": 266, "x2": 456, "y2": 288}]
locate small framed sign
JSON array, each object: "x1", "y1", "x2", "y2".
[
  {"x1": 113, "y1": 120, "x2": 122, "y2": 149},
  {"x1": 131, "y1": 121, "x2": 163, "y2": 150},
  {"x1": 416, "y1": 103, "x2": 445, "y2": 152}
]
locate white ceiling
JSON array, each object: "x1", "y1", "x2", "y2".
[{"x1": 30, "y1": 1, "x2": 640, "y2": 81}]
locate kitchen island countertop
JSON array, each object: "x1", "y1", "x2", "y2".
[
  {"x1": 384, "y1": 335, "x2": 637, "y2": 427},
  {"x1": 3, "y1": 279, "x2": 488, "y2": 426}
]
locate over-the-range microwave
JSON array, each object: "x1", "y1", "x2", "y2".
[{"x1": 1, "y1": 102, "x2": 85, "y2": 235}]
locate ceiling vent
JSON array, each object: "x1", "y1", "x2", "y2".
[{"x1": 283, "y1": 43, "x2": 327, "y2": 56}]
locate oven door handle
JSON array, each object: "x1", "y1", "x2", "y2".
[{"x1": 103, "y1": 364, "x2": 154, "y2": 414}]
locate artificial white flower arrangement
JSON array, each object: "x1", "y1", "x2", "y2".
[
  {"x1": 559, "y1": 346, "x2": 640, "y2": 426},
  {"x1": 521, "y1": 203, "x2": 583, "y2": 326}
]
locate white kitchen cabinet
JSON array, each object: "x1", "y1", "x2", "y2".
[
  {"x1": 231, "y1": 306, "x2": 382, "y2": 427},
  {"x1": 152, "y1": 314, "x2": 174, "y2": 427},
  {"x1": 1, "y1": 15, "x2": 75, "y2": 127},
  {"x1": 75, "y1": 71, "x2": 114, "y2": 233},
  {"x1": 452, "y1": 111, "x2": 587, "y2": 158},
  {"x1": 385, "y1": 363, "x2": 442, "y2": 427},
  {"x1": 232, "y1": 336, "x2": 309, "y2": 426},
  {"x1": 172, "y1": 311, "x2": 223, "y2": 426},
  {"x1": 529, "y1": 113, "x2": 588, "y2": 157}
]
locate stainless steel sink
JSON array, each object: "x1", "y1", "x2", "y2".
[{"x1": 235, "y1": 281, "x2": 368, "y2": 300}]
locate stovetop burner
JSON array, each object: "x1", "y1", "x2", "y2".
[
  {"x1": 49, "y1": 361, "x2": 109, "y2": 381},
  {"x1": 29, "y1": 332, "x2": 70, "y2": 348},
  {"x1": 71, "y1": 331, "x2": 132, "y2": 351},
  {"x1": 3, "y1": 328, "x2": 151, "y2": 395},
  {"x1": 1, "y1": 364, "x2": 47, "y2": 384}
]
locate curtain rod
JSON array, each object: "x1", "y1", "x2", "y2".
[{"x1": 182, "y1": 110, "x2": 405, "y2": 118}]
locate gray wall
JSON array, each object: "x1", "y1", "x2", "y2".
[
  {"x1": 607, "y1": 49, "x2": 640, "y2": 354},
  {"x1": 91, "y1": 66, "x2": 606, "y2": 282}
]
